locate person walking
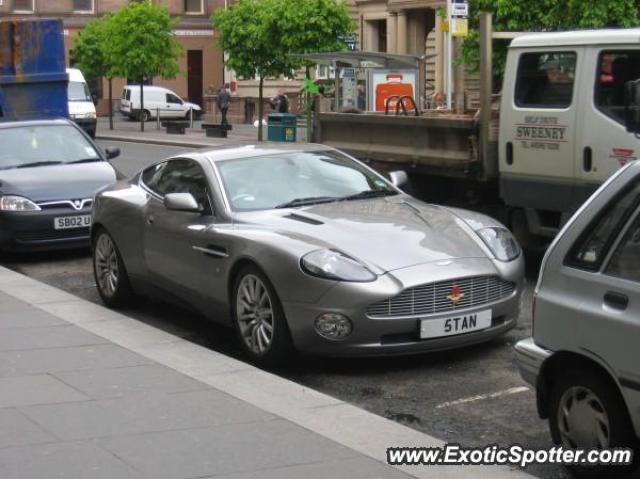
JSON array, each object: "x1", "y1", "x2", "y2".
[
  {"x1": 216, "y1": 83, "x2": 231, "y2": 127},
  {"x1": 270, "y1": 90, "x2": 289, "y2": 113}
]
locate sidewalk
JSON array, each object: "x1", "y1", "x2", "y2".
[
  {"x1": 96, "y1": 116, "x2": 309, "y2": 148},
  {"x1": 0, "y1": 265, "x2": 533, "y2": 479}
]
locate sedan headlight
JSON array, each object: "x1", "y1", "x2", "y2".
[
  {"x1": 476, "y1": 227, "x2": 520, "y2": 262},
  {"x1": 301, "y1": 249, "x2": 376, "y2": 282},
  {"x1": 0, "y1": 195, "x2": 41, "y2": 212}
]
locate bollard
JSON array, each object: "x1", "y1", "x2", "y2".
[
  {"x1": 156, "y1": 108, "x2": 160, "y2": 130},
  {"x1": 189, "y1": 108, "x2": 193, "y2": 128}
]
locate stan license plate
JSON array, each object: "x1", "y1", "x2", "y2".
[
  {"x1": 54, "y1": 215, "x2": 91, "y2": 230},
  {"x1": 420, "y1": 309, "x2": 492, "y2": 339}
]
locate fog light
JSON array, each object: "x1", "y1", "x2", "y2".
[{"x1": 314, "y1": 313, "x2": 353, "y2": 340}]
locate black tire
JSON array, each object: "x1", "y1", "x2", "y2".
[
  {"x1": 549, "y1": 368, "x2": 637, "y2": 479},
  {"x1": 139, "y1": 110, "x2": 150, "y2": 122},
  {"x1": 231, "y1": 264, "x2": 292, "y2": 366},
  {"x1": 92, "y1": 228, "x2": 136, "y2": 309}
]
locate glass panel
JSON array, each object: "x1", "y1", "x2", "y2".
[
  {"x1": 515, "y1": 52, "x2": 576, "y2": 108},
  {"x1": 73, "y1": 0, "x2": 93, "y2": 11},
  {"x1": 605, "y1": 209, "x2": 640, "y2": 282},
  {"x1": 13, "y1": 0, "x2": 33, "y2": 11},
  {"x1": 184, "y1": 0, "x2": 202, "y2": 13},
  {"x1": 595, "y1": 50, "x2": 640, "y2": 125}
]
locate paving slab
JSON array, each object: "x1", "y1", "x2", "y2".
[
  {"x1": 0, "y1": 408, "x2": 57, "y2": 449},
  {"x1": 0, "y1": 375, "x2": 89, "y2": 408}
]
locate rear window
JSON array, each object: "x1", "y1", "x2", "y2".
[{"x1": 515, "y1": 52, "x2": 576, "y2": 108}]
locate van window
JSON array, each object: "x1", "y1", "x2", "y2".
[
  {"x1": 515, "y1": 52, "x2": 576, "y2": 108},
  {"x1": 566, "y1": 179, "x2": 640, "y2": 271},
  {"x1": 605, "y1": 207, "x2": 640, "y2": 282},
  {"x1": 166, "y1": 93, "x2": 182, "y2": 104},
  {"x1": 595, "y1": 50, "x2": 640, "y2": 125}
]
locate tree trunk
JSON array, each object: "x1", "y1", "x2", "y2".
[
  {"x1": 305, "y1": 66, "x2": 312, "y2": 143},
  {"x1": 258, "y1": 76, "x2": 264, "y2": 142},
  {"x1": 108, "y1": 78, "x2": 113, "y2": 131},
  {"x1": 139, "y1": 81, "x2": 144, "y2": 133}
]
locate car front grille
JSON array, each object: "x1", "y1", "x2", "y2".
[
  {"x1": 366, "y1": 275, "x2": 516, "y2": 319},
  {"x1": 15, "y1": 228, "x2": 91, "y2": 243},
  {"x1": 38, "y1": 199, "x2": 93, "y2": 211}
]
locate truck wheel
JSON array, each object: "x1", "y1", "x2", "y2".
[{"x1": 548, "y1": 369, "x2": 637, "y2": 478}]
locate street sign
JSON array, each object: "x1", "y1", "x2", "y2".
[
  {"x1": 451, "y1": 18, "x2": 468, "y2": 37},
  {"x1": 451, "y1": 1, "x2": 468, "y2": 17},
  {"x1": 339, "y1": 35, "x2": 357, "y2": 51}
]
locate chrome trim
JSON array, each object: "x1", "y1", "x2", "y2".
[
  {"x1": 192, "y1": 245, "x2": 228, "y2": 258},
  {"x1": 38, "y1": 198, "x2": 92, "y2": 211}
]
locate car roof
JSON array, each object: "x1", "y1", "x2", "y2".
[
  {"x1": 511, "y1": 28, "x2": 640, "y2": 48},
  {"x1": 123, "y1": 85, "x2": 169, "y2": 91},
  {"x1": 190, "y1": 143, "x2": 339, "y2": 164},
  {"x1": 0, "y1": 118, "x2": 74, "y2": 129}
]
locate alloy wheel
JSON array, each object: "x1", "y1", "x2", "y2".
[
  {"x1": 557, "y1": 386, "x2": 610, "y2": 449},
  {"x1": 94, "y1": 233, "x2": 119, "y2": 298},
  {"x1": 236, "y1": 274, "x2": 274, "y2": 355}
]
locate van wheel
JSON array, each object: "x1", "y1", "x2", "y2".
[
  {"x1": 139, "y1": 110, "x2": 150, "y2": 122},
  {"x1": 549, "y1": 369, "x2": 637, "y2": 478}
]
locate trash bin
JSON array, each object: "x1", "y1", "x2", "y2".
[{"x1": 267, "y1": 113, "x2": 297, "y2": 142}]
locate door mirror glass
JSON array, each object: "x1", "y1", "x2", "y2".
[
  {"x1": 624, "y1": 79, "x2": 640, "y2": 135},
  {"x1": 389, "y1": 170, "x2": 408, "y2": 188},
  {"x1": 164, "y1": 192, "x2": 202, "y2": 213}
]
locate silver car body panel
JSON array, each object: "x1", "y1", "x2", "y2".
[{"x1": 93, "y1": 144, "x2": 524, "y2": 356}]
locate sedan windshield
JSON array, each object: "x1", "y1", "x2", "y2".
[
  {"x1": 0, "y1": 125, "x2": 101, "y2": 170},
  {"x1": 216, "y1": 150, "x2": 397, "y2": 211}
]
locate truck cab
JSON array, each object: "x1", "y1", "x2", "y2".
[{"x1": 499, "y1": 29, "x2": 640, "y2": 240}]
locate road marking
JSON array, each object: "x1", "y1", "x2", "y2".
[{"x1": 435, "y1": 386, "x2": 529, "y2": 409}]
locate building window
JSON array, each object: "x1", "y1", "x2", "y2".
[
  {"x1": 185, "y1": 0, "x2": 203, "y2": 14},
  {"x1": 13, "y1": 0, "x2": 34, "y2": 12},
  {"x1": 73, "y1": 0, "x2": 94, "y2": 12}
]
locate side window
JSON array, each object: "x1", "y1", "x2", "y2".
[
  {"x1": 141, "y1": 159, "x2": 213, "y2": 214},
  {"x1": 166, "y1": 94, "x2": 182, "y2": 104},
  {"x1": 595, "y1": 50, "x2": 640, "y2": 125},
  {"x1": 515, "y1": 52, "x2": 576, "y2": 108},
  {"x1": 605, "y1": 209, "x2": 640, "y2": 282},
  {"x1": 566, "y1": 180, "x2": 640, "y2": 271}
]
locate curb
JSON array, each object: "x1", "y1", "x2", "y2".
[
  {"x1": 0, "y1": 265, "x2": 534, "y2": 479},
  {"x1": 96, "y1": 133, "x2": 217, "y2": 149}
]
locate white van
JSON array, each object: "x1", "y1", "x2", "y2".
[
  {"x1": 120, "y1": 85, "x2": 202, "y2": 121},
  {"x1": 67, "y1": 68, "x2": 97, "y2": 138}
]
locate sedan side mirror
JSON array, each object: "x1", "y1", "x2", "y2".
[
  {"x1": 104, "y1": 147, "x2": 121, "y2": 160},
  {"x1": 164, "y1": 192, "x2": 202, "y2": 213},
  {"x1": 389, "y1": 170, "x2": 408, "y2": 188}
]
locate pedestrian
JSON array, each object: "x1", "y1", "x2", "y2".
[
  {"x1": 357, "y1": 84, "x2": 366, "y2": 110},
  {"x1": 270, "y1": 90, "x2": 289, "y2": 113},
  {"x1": 216, "y1": 83, "x2": 231, "y2": 127}
]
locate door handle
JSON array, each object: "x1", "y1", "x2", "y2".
[
  {"x1": 506, "y1": 142, "x2": 514, "y2": 165},
  {"x1": 604, "y1": 291, "x2": 628, "y2": 310},
  {"x1": 583, "y1": 146, "x2": 593, "y2": 172}
]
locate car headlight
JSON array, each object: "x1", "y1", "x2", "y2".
[
  {"x1": 87, "y1": 111, "x2": 97, "y2": 119},
  {"x1": 301, "y1": 249, "x2": 376, "y2": 282},
  {"x1": 0, "y1": 195, "x2": 41, "y2": 212},
  {"x1": 476, "y1": 227, "x2": 520, "y2": 262}
]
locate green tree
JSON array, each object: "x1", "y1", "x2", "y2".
[
  {"x1": 461, "y1": 0, "x2": 640, "y2": 73},
  {"x1": 213, "y1": 0, "x2": 355, "y2": 141},
  {"x1": 71, "y1": 16, "x2": 117, "y2": 130},
  {"x1": 107, "y1": 2, "x2": 183, "y2": 131}
]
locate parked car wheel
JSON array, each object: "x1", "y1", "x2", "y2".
[
  {"x1": 549, "y1": 369, "x2": 637, "y2": 478},
  {"x1": 138, "y1": 110, "x2": 150, "y2": 122},
  {"x1": 93, "y1": 229, "x2": 135, "y2": 308},
  {"x1": 231, "y1": 265, "x2": 292, "y2": 366}
]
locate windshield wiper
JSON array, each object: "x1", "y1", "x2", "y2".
[
  {"x1": 340, "y1": 190, "x2": 398, "y2": 201},
  {"x1": 68, "y1": 158, "x2": 101, "y2": 164},
  {"x1": 274, "y1": 196, "x2": 338, "y2": 209},
  {"x1": 13, "y1": 161, "x2": 64, "y2": 169}
]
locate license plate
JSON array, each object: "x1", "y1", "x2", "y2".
[
  {"x1": 420, "y1": 309, "x2": 492, "y2": 339},
  {"x1": 53, "y1": 215, "x2": 91, "y2": 230}
]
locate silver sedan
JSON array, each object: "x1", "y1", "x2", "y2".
[{"x1": 92, "y1": 144, "x2": 524, "y2": 365}]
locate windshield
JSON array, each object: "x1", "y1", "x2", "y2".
[
  {"x1": 216, "y1": 150, "x2": 397, "y2": 211},
  {"x1": 0, "y1": 125, "x2": 101, "y2": 170},
  {"x1": 68, "y1": 81, "x2": 92, "y2": 101}
]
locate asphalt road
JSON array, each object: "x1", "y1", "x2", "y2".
[{"x1": 0, "y1": 140, "x2": 568, "y2": 479}]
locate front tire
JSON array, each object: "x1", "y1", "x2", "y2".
[
  {"x1": 139, "y1": 109, "x2": 150, "y2": 122},
  {"x1": 93, "y1": 229, "x2": 135, "y2": 309},
  {"x1": 231, "y1": 265, "x2": 292, "y2": 366},
  {"x1": 549, "y1": 369, "x2": 637, "y2": 479}
]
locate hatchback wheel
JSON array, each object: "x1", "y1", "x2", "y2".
[
  {"x1": 231, "y1": 265, "x2": 291, "y2": 365},
  {"x1": 93, "y1": 229, "x2": 135, "y2": 308},
  {"x1": 549, "y1": 369, "x2": 637, "y2": 478}
]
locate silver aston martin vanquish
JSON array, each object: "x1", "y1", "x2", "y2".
[{"x1": 92, "y1": 144, "x2": 524, "y2": 365}]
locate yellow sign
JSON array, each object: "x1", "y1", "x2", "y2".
[
  {"x1": 441, "y1": 20, "x2": 449, "y2": 33},
  {"x1": 451, "y1": 18, "x2": 468, "y2": 37}
]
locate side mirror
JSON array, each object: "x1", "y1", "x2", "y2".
[
  {"x1": 91, "y1": 94, "x2": 98, "y2": 105},
  {"x1": 389, "y1": 170, "x2": 409, "y2": 188},
  {"x1": 164, "y1": 192, "x2": 202, "y2": 213},
  {"x1": 104, "y1": 147, "x2": 120, "y2": 160},
  {"x1": 624, "y1": 79, "x2": 640, "y2": 135}
]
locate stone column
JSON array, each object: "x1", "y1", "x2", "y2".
[
  {"x1": 387, "y1": 12, "x2": 398, "y2": 54},
  {"x1": 396, "y1": 11, "x2": 407, "y2": 54},
  {"x1": 434, "y1": 13, "x2": 444, "y2": 95}
]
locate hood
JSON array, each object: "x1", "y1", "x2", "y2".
[
  {"x1": 238, "y1": 197, "x2": 486, "y2": 273},
  {"x1": 0, "y1": 162, "x2": 117, "y2": 203},
  {"x1": 68, "y1": 100, "x2": 96, "y2": 116},
  {"x1": 185, "y1": 102, "x2": 201, "y2": 111}
]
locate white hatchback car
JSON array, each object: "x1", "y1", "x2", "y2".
[{"x1": 516, "y1": 160, "x2": 640, "y2": 477}]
